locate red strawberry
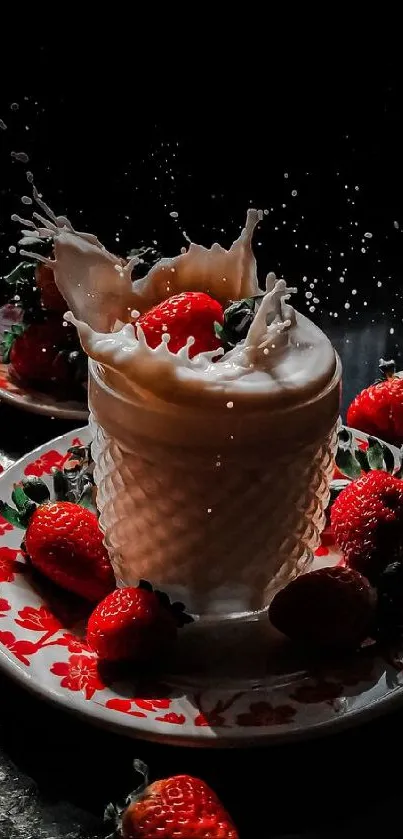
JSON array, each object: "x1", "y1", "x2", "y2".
[
  {"x1": 136, "y1": 291, "x2": 224, "y2": 359},
  {"x1": 87, "y1": 585, "x2": 177, "y2": 663},
  {"x1": 35, "y1": 262, "x2": 66, "y2": 312},
  {"x1": 109, "y1": 760, "x2": 239, "y2": 838},
  {"x1": 269, "y1": 566, "x2": 375, "y2": 648},
  {"x1": 331, "y1": 470, "x2": 403, "y2": 582},
  {"x1": 25, "y1": 501, "x2": 114, "y2": 602},
  {"x1": 347, "y1": 359, "x2": 403, "y2": 445},
  {"x1": 7, "y1": 320, "x2": 71, "y2": 386}
]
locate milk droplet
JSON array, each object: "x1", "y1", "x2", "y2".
[
  {"x1": 390, "y1": 327, "x2": 395, "y2": 334},
  {"x1": 11, "y1": 151, "x2": 29, "y2": 163},
  {"x1": 26, "y1": 171, "x2": 34, "y2": 183},
  {"x1": 284, "y1": 172, "x2": 289, "y2": 178},
  {"x1": 10, "y1": 103, "x2": 19, "y2": 111},
  {"x1": 352, "y1": 289, "x2": 357, "y2": 295},
  {"x1": 226, "y1": 401, "x2": 234, "y2": 409},
  {"x1": 8, "y1": 246, "x2": 16, "y2": 254},
  {"x1": 21, "y1": 195, "x2": 32, "y2": 205},
  {"x1": 364, "y1": 232, "x2": 372, "y2": 239},
  {"x1": 169, "y1": 211, "x2": 179, "y2": 219},
  {"x1": 291, "y1": 190, "x2": 298, "y2": 197},
  {"x1": 345, "y1": 302, "x2": 350, "y2": 309},
  {"x1": 309, "y1": 306, "x2": 315, "y2": 313}
]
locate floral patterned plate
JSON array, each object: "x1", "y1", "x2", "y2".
[
  {"x1": 0, "y1": 362, "x2": 88, "y2": 421},
  {"x1": 1, "y1": 425, "x2": 403, "y2": 747}
]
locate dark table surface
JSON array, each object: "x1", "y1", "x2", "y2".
[{"x1": 1, "y1": 311, "x2": 403, "y2": 839}]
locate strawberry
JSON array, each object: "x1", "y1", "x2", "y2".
[
  {"x1": 25, "y1": 501, "x2": 114, "y2": 602},
  {"x1": 35, "y1": 262, "x2": 66, "y2": 312},
  {"x1": 136, "y1": 291, "x2": 224, "y2": 359},
  {"x1": 107, "y1": 760, "x2": 239, "y2": 838},
  {"x1": 347, "y1": 359, "x2": 403, "y2": 445},
  {"x1": 87, "y1": 584, "x2": 178, "y2": 663},
  {"x1": 269, "y1": 566, "x2": 375, "y2": 648},
  {"x1": 331, "y1": 470, "x2": 403, "y2": 582},
  {"x1": 4, "y1": 319, "x2": 72, "y2": 386}
]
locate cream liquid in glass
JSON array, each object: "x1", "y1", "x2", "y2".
[{"x1": 15, "y1": 199, "x2": 341, "y2": 621}]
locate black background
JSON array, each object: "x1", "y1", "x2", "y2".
[
  {"x1": 1, "y1": 46, "x2": 403, "y2": 411},
  {"x1": 1, "y1": 42, "x2": 403, "y2": 838}
]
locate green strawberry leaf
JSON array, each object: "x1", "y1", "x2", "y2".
[
  {"x1": 335, "y1": 448, "x2": 362, "y2": 479},
  {"x1": 381, "y1": 443, "x2": 396, "y2": 474},
  {"x1": 1, "y1": 323, "x2": 25, "y2": 363},
  {"x1": 52, "y1": 469, "x2": 69, "y2": 500},
  {"x1": 11, "y1": 484, "x2": 32, "y2": 512},
  {"x1": 214, "y1": 321, "x2": 224, "y2": 341},
  {"x1": 0, "y1": 501, "x2": 24, "y2": 529},
  {"x1": 338, "y1": 426, "x2": 353, "y2": 447},
  {"x1": 21, "y1": 477, "x2": 50, "y2": 503},
  {"x1": 355, "y1": 448, "x2": 370, "y2": 472},
  {"x1": 367, "y1": 438, "x2": 385, "y2": 470}
]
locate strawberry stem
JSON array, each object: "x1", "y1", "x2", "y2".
[{"x1": 379, "y1": 358, "x2": 397, "y2": 380}]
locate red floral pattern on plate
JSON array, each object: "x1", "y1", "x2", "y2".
[
  {"x1": 0, "y1": 516, "x2": 13, "y2": 539},
  {"x1": 0, "y1": 631, "x2": 41, "y2": 666},
  {"x1": 0, "y1": 424, "x2": 400, "y2": 743},
  {"x1": 0, "y1": 547, "x2": 24, "y2": 582},
  {"x1": 154, "y1": 712, "x2": 186, "y2": 725},
  {"x1": 50, "y1": 654, "x2": 104, "y2": 700},
  {"x1": 0, "y1": 598, "x2": 10, "y2": 616},
  {"x1": 52, "y1": 632, "x2": 92, "y2": 654},
  {"x1": 24, "y1": 450, "x2": 67, "y2": 478},
  {"x1": 15, "y1": 605, "x2": 61, "y2": 633},
  {"x1": 236, "y1": 701, "x2": 296, "y2": 727}
]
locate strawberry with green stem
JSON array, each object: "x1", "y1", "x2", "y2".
[
  {"x1": 0, "y1": 474, "x2": 113, "y2": 603},
  {"x1": 105, "y1": 760, "x2": 239, "y2": 838}
]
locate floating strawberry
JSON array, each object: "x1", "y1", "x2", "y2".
[
  {"x1": 331, "y1": 470, "x2": 403, "y2": 582},
  {"x1": 136, "y1": 291, "x2": 224, "y2": 358},
  {"x1": 87, "y1": 581, "x2": 192, "y2": 663},
  {"x1": 347, "y1": 359, "x2": 403, "y2": 445},
  {"x1": 269, "y1": 567, "x2": 376, "y2": 648},
  {"x1": 105, "y1": 759, "x2": 239, "y2": 838},
  {"x1": 35, "y1": 262, "x2": 66, "y2": 312}
]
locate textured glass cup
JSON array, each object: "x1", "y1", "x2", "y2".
[{"x1": 89, "y1": 357, "x2": 341, "y2": 621}]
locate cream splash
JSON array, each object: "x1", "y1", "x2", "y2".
[
  {"x1": 14, "y1": 190, "x2": 336, "y2": 410},
  {"x1": 14, "y1": 196, "x2": 263, "y2": 329}
]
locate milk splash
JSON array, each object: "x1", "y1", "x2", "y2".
[{"x1": 13, "y1": 188, "x2": 334, "y2": 409}]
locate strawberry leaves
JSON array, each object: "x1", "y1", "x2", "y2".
[
  {"x1": 335, "y1": 426, "x2": 399, "y2": 480},
  {"x1": 1, "y1": 323, "x2": 25, "y2": 363},
  {"x1": 138, "y1": 579, "x2": 194, "y2": 627}
]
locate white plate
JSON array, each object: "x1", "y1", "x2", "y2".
[
  {"x1": 0, "y1": 426, "x2": 403, "y2": 746},
  {"x1": 0, "y1": 363, "x2": 88, "y2": 421}
]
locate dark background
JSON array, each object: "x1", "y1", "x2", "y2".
[
  {"x1": 1, "y1": 48, "x2": 402, "y2": 411},
  {"x1": 1, "y1": 44, "x2": 403, "y2": 838}
]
